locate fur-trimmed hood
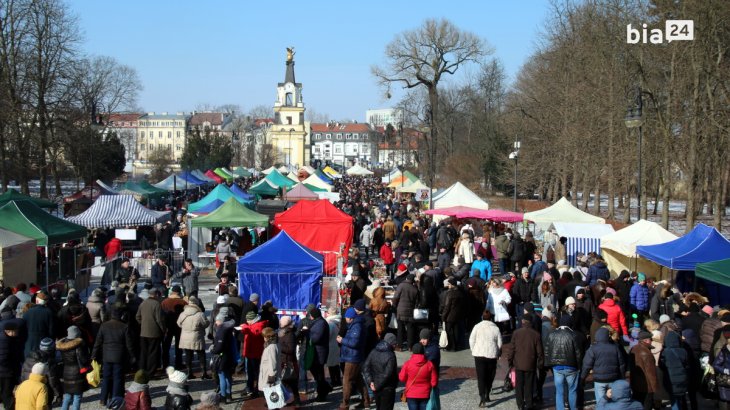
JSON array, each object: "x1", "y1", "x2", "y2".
[
  {"x1": 684, "y1": 292, "x2": 708, "y2": 306},
  {"x1": 55, "y1": 337, "x2": 83, "y2": 351}
]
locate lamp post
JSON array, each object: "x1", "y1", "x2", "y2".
[
  {"x1": 625, "y1": 86, "x2": 645, "y2": 222},
  {"x1": 510, "y1": 141, "x2": 521, "y2": 212}
]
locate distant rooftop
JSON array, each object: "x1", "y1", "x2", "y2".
[{"x1": 140, "y1": 112, "x2": 187, "y2": 120}]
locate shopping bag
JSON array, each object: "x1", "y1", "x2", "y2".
[
  {"x1": 86, "y1": 360, "x2": 101, "y2": 388},
  {"x1": 263, "y1": 383, "x2": 287, "y2": 409},
  {"x1": 438, "y1": 324, "x2": 448, "y2": 348},
  {"x1": 426, "y1": 386, "x2": 441, "y2": 410}
]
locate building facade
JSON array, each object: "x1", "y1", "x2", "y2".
[
  {"x1": 188, "y1": 112, "x2": 232, "y2": 136},
  {"x1": 136, "y1": 112, "x2": 189, "y2": 163},
  {"x1": 376, "y1": 126, "x2": 421, "y2": 167},
  {"x1": 268, "y1": 50, "x2": 309, "y2": 170},
  {"x1": 366, "y1": 108, "x2": 403, "y2": 128},
  {"x1": 102, "y1": 113, "x2": 141, "y2": 164},
  {"x1": 310, "y1": 122, "x2": 379, "y2": 168}
]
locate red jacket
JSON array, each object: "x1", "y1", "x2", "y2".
[
  {"x1": 124, "y1": 386, "x2": 152, "y2": 410},
  {"x1": 503, "y1": 277, "x2": 516, "y2": 293},
  {"x1": 104, "y1": 238, "x2": 122, "y2": 259},
  {"x1": 599, "y1": 298, "x2": 628, "y2": 337},
  {"x1": 380, "y1": 244, "x2": 395, "y2": 265},
  {"x1": 240, "y1": 320, "x2": 267, "y2": 358},
  {"x1": 398, "y1": 354, "x2": 437, "y2": 399}
]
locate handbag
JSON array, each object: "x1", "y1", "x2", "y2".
[
  {"x1": 263, "y1": 382, "x2": 287, "y2": 409},
  {"x1": 717, "y1": 372, "x2": 730, "y2": 387},
  {"x1": 438, "y1": 324, "x2": 448, "y2": 349},
  {"x1": 502, "y1": 367, "x2": 515, "y2": 392},
  {"x1": 401, "y1": 364, "x2": 425, "y2": 403},
  {"x1": 413, "y1": 308, "x2": 429, "y2": 321},
  {"x1": 281, "y1": 363, "x2": 296, "y2": 382},
  {"x1": 209, "y1": 354, "x2": 222, "y2": 373}
]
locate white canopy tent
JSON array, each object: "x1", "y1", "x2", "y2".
[
  {"x1": 0, "y1": 229, "x2": 36, "y2": 287},
  {"x1": 261, "y1": 166, "x2": 279, "y2": 175},
  {"x1": 302, "y1": 174, "x2": 333, "y2": 192},
  {"x1": 550, "y1": 222, "x2": 615, "y2": 267},
  {"x1": 381, "y1": 167, "x2": 401, "y2": 184},
  {"x1": 345, "y1": 164, "x2": 374, "y2": 176},
  {"x1": 600, "y1": 219, "x2": 677, "y2": 279},
  {"x1": 432, "y1": 182, "x2": 488, "y2": 210},
  {"x1": 524, "y1": 197, "x2": 605, "y2": 232},
  {"x1": 397, "y1": 180, "x2": 430, "y2": 193}
]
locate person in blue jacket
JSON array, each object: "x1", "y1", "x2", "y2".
[
  {"x1": 630, "y1": 273, "x2": 650, "y2": 322},
  {"x1": 584, "y1": 256, "x2": 610, "y2": 286},
  {"x1": 604, "y1": 379, "x2": 643, "y2": 410},
  {"x1": 471, "y1": 254, "x2": 493, "y2": 282},
  {"x1": 337, "y1": 307, "x2": 369, "y2": 409}
]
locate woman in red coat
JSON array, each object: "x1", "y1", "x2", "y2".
[
  {"x1": 398, "y1": 343, "x2": 438, "y2": 410},
  {"x1": 239, "y1": 311, "x2": 268, "y2": 398},
  {"x1": 380, "y1": 240, "x2": 396, "y2": 279}
]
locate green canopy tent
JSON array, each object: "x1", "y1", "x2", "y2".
[
  {"x1": 121, "y1": 181, "x2": 166, "y2": 198},
  {"x1": 303, "y1": 183, "x2": 327, "y2": 193},
  {"x1": 403, "y1": 170, "x2": 420, "y2": 182},
  {"x1": 188, "y1": 184, "x2": 250, "y2": 213},
  {"x1": 0, "y1": 188, "x2": 58, "y2": 209},
  {"x1": 264, "y1": 170, "x2": 296, "y2": 189},
  {"x1": 233, "y1": 166, "x2": 252, "y2": 177},
  {"x1": 213, "y1": 168, "x2": 234, "y2": 183},
  {"x1": 248, "y1": 178, "x2": 280, "y2": 196},
  {"x1": 696, "y1": 258, "x2": 730, "y2": 284},
  {"x1": 189, "y1": 197, "x2": 268, "y2": 228},
  {"x1": 0, "y1": 200, "x2": 87, "y2": 285}
]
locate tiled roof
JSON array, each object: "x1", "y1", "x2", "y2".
[
  {"x1": 104, "y1": 113, "x2": 141, "y2": 124},
  {"x1": 378, "y1": 140, "x2": 419, "y2": 150},
  {"x1": 254, "y1": 118, "x2": 275, "y2": 127},
  {"x1": 190, "y1": 112, "x2": 224, "y2": 126},
  {"x1": 311, "y1": 122, "x2": 373, "y2": 133}
]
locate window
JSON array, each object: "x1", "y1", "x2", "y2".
[
  {"x1": 362, "y1": 145, "x2": 370, "y2": 154},
  {"x1": 176, "y1": 145, "x2": 181, "y2": 151},
  {"x1": 140, "y1": 131, "x2": 145, "y2": 138},
  {"x1": 325, "y1": 133, "x2": 331, "y2": 140},
  {"x1": 285, "y1": 92, "x2": 293, "y2": 106},
  {"x1": 315, "y1": 133, "x2": 321, "y2": 139},
  {"x1": 149, "y1": 144, "x2": 154, "y2": 151},
  {"x1": 287, "y1": 116, "x2": 292, "y2": 125},
  {"x1": 336, "y1": 133, "x2": 342, "y2": 140},
  {"x1": 168, "y1": 131, "x2": 172, "y2": 138},
  {"x1": 314, "y1": 147, "x2": 321, "y2": 154},
  {"x1": 345, "y1": 133, "x2": 352, "y2": 140},
  {"x1": 176, "y1": 131, "x2": 181, "y2": 138},
  {"x1": 159, "y1": 144, "x2": 164, "y2": 150},
  {"x1": 364, "y1": 134, "x2": 369, "y2": 140},
  {"x1": 158, "y1": 131, "x2": 162, "y2": 138},
  {"x1": 334, "y1": 145, "x2": 343, "y2": 154},
  {"x1": 140, "y1": 144, "x2": 145, "y2": 151},
  {"x1": 168, "y1": 144, "x2": 172, "y2": 151},
  {"x1": 353, "y1": 133, "x2": 359, "y2": 139}
]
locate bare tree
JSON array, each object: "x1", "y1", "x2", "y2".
[{"x1": 73, "y1": 55, "x2": 142, "y2": 124}]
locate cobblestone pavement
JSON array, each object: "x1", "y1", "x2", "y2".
[{"x1": 76, "y1": 269, "x2": 716, "y2": 409}]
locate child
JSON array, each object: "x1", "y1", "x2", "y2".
[
  {"x1": 164, "y1": 366, "x2": 193, "y2": 409},
  {"x1": 124, "y1": 370, "x2": 152, "y2": 410},
  {"x1": 216, "y1": 274, "x2": 230, "y2": 296}
]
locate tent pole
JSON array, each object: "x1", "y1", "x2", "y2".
[{"x1": 45, "y1": 246, "x2": 50, "y2": 288}]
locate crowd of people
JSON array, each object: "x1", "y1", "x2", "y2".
[{"x1": 1, "y1": 174, "x2": 729, "y2": 410}]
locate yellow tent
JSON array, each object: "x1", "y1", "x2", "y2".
[
  {"x1": 387, "y1": 175, "x2": 413, "y2": 188},
  {"x1": 322, "y1": 166, "x2": 341, "y2": 178}
]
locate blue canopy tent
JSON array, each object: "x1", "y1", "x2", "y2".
[
  {"x1": 188, "y1": 184, "x2": 251, "y2": 213},
  {"x1": 230, "y1": 184, "x2": 254, "y2": 201},
  {"x1": 179, "y1": 171, "x2": 207, "y2": 185},
  {"x1": 192, "y1": 199, "x2": 225, "y2": 214},
  {"x1": 637, "y1": 223, "x2": 730, "y2": 304},
  {"x1": 237, "y1": 231, "x2": 323, "y2": 314}
]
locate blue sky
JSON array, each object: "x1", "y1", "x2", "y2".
[{"x1": 72, "y1": 1, "x2": 550, "y2": 121}]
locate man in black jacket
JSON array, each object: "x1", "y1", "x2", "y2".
[
  {"x1": 307, "y1": 308, "x2": 331, "y2": 402},
  {"x1": 91, "y1": 306, "x2": 136, "y2": 405},
  {"x1": 545, "y1": 314, "x2": 583, "y2": 410},
  {"x1": 362, "y1": 333, "x2": 398, "y2": 410},
  {"x1": 513, "y1": 268, "x2": 536, "y2": 327},
  {"x1": 581, "y1": 327, "x2": 626, "y2": 408}
]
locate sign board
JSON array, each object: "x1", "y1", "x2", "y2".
[
  {"x1": 115, "y1": 229, "x2": 137, "y2": 240},
  {"x1": 415, "y1": 188, "x2": 431, "y2": 202}
]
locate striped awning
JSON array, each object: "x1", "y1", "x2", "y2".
[{"x1": 68, "y1": 195, "x2": 164, "y2": 228}]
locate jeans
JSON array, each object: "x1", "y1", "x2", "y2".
[
  {"x1": 61, "y1": 393, "x2": 82, "y2": 410},
  {"x1": 553, "y1": 368, "x2": 578, "y2": 410},
  {"x1": 499, "y1": 258, "x2": 510, "y2": 275},
  {"x1": 218, "y1": 371, "x2": 232, "y2": 396},
  {"x1": 100, "y1": 362, "x2": 124, "y2": 404},
  {"x1": 407, "y1": 397, "x2": 428, "y2": 410},
  {"x1": 593, "y1": 381, "x2": 611, "y2": 408},
  {"x1": 670, "y1": 394, "x2": 687, "y2": 410},
  {"x1": 374, "y1": 386, "x2": 396, "y2": 410},
  {"x1": 474, "y1": 357, "x2": 497, "y2": 401}
]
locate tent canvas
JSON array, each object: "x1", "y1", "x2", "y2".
[
  {"x1": 322, "y1": 166, "x2": 341, "y2": 178},
  {"x1": 190, "y1": 199, "x2": 224, "y2": 214},
  {"x1": 304, "y1": 183, "x2": 327, "y2": 193},
  {"x1": 696, "y1": 258, "x2": 730, "y2": 305},
  {"x1": 192, "y1": 170, "x2": 217, "y2": 183},
  {"x1": 204, "y1": 170, "x2": 224, "y2": 184},
  {"x1": 137, "y1": 180, "x2": 167, "y2": 194},
  {"x1": 68, "y1": 195, "x2": 165, "y2": 228},
  {"x1": 261, "y1": 166, "x2": 278, "y2": 175},
  {"x1": 432, "y1": 182, "x2": 489, "y2": 210},
  {"x1": 0, "y1": 229, "x2": 36, "y2": 287},
  {"x1": 188, "y1": 185, "x2": 248, "y2": 213},
  {"x1": 317, "y1": 191, "x2": 341, "y2": 203},
  {"x1": 179, "y1": 171, "x2": 207, "y2": 185},
  {"x1": 0, "y1": 188, "x2": 58, "y2": 209},
  {"x1": 0, "y1": 200, "x2": 87, "y2": 247},
  {"x1": 387, "y1": 175, "x2": 412, "y2": 188},
  {"x1": 265, "y1": 170, "x2": 296, "y2": 188},
  {"x1": 122, "y1": 181, "x2": 166, "y2": 197},
  {"x1": 284, "y1": 183, "x2": 318, "y2": 201},
  {"x1": 600, "y1": 219, "x2": 678, "y2": 279},
  {"x1": 314, "y1": 169, "x2": 332, "y2": 184},
  {"x1": 237, "y1": 231, "x2": 323, "y2": 312},
  {"x1": 523, "y1": 197, "x2": 605, "y2": 231},
  {"x1": 345, "y1": 164, "x2": 374, "y2": 176},
  {"x1": 153, "y1": 173, "x2": 189, "y2": 191},
  {"x1": 248, "y1": 178, "x2": 280, "y2": 196},
  {"x1": 274, "y1": 199, "x2": 353, "y2": 275},
  {"x1": 233, "y1": 166, "x2": 252, "y2": 177},
  {"x1": 213, "y1": 168, "x2": 233, "y2": 182},
  {"x1": 381, "y1": 167, "x2": 401, "y2": 184},
  {"x1": 229, "y1": 184, "x2": 254, "y2": 201},
  {"x1": 63, "y1": 182, "x2": 117, "y2": 204},
  {"x1": 423, "y1": 206, "x2": 524, "y2": 222},
  {"x1": 550, "y1": 222, "x2": 615, "y2": 267},
  {"x1": 189, "y1": 197, "x2": 268, "y2": 228},
  {"x1": 637, "y1": 223, "x2": 730, "y2": 271},
  {"x1": 287, "y1": 172, "x2": 300, "y2": 183},
  {"x1": 302, "y1": 174, "x2": 332, "y2": 192},
  {"x1": 397, "y1": 180, "x2": 429, "y2": 193}
]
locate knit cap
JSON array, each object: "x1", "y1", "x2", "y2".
[
  {"x1": 39, "y1": 338, "x2": 54, "y2": 353},
  {"x1": 31, "y1": 362, "x2": 47, "y2": 375},
  {"x1": 637, "y1": 273, "x2": 646, "y2": 282},
  {"x1": 245, "y1": 311, "x2": 258, "y2": 321},
  {"x1": 659, "y1": 314, "x2": 670, "y2": 324},
  {"x1": 166, "y1": 366, "x2": 187, "y2": 384},
  {"x1": 134, "y1": 370, "x2": 149, "y2": 384},
  {"x1": 344, "y1": 307, "x2": 357, "y2": 319},
  {"x1": 702, "y1": 305, "x2": 713, "y2": 316},
  {"x1": 199, "y1": 391, "x2": 220, "y2": 405},
  {"x1": 279, "y1": 316, "x2": 292, "y2": 328},
  {"x1": 67, "y1": 326, "x2": 81, "y2": 340},
  {"x1": 249, "y1": 293, "x2": 260, "y2": 302}
]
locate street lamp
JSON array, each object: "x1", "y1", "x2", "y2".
[
  {"x1": 625, "y1": 86, "x2": 645, "y2": 222},
  {"x1": 510, "y1": 141, "x2": 521, "y2": 212}
]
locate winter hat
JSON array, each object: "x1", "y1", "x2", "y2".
[
  {"x1": 199, "y1": 391, "x2": 220, "y2": 406},
  {"x1": 134, "y1": 370, "x2": 150, "y2": 384},
  {"x1": 384, "y1": 333, "x2": 397, "y2": 346},
  {"x1": 521, "y1": 267, "x2": 529, "y2": 274},
  {"x1": 250, "y1": 293, "x2": 260, "y2": 302},
  {"x1": 659, "y1": 314, "x2": 671, "y2": 324},
  {"x1": 605, "y1": 287, "x2": 617, "y2": 297},
  {"x1": 305, "y1": 303, "x2": 317, "y2": 315},
  {"x1": 344, "y1": 307, "x2": 357, "y2": 319},
  {"x1": 67, "y1": 326, "x2": 81, "y2": 340},
  {"x1": 31, "y1": 362, "x2": 47, "y2": 375},
  {"x1": 637, "y1": 330, "x2": 653, "y2": 340},
  {"x1": 542, "y1": 272, "x2": 552, "y2": 283},
  {"x1": 397, "y1": 264, "x2": 408, "y2": 274},
  {"x1": 353, "y1": 299, "x2": 366, "y2": 312},
  {"x1": 637, "y1": 273, "x2": 646, "y2": 282},
  {"x1": 542, "y1": 308, "x2": 553, "y2": 320},
  {"x1": 171, "y1": 285, "x2": 182, "y2": 294},
  {"x1": 216, "y1": 295, "x2": 227, "y2": 305},
  {"x1": 39, "y1": 338, "x2": 54, "y2": 353},
  {"x1": 279, "y1": 316, "x2": 292, "y2": 328},
  {"x1": 35, "y1": 290, "x2": 48, "y2": 301},
  {"x1": 245, "y1": 311, "x2": 258, "y2": 321},
  {"x1": 559, "y1": 314, "x2": 573, "y2": 327},
  {"x1": 702, "y1": 305, "x2": 714, "y2": 316},
  {"x1": 412, "y1": 343, "x2": 425, "y2": 355},
  {"x1": 565, "y1": 297, "x2": 576, "y2": 306},
  {"x1": 166, "y1": 366, "x2": 188, "y2": 384},
  {"x1": 419, "y1": 329, "x2": 432, "y2": 340}
]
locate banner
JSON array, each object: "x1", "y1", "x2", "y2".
[{"x1": 415, "y1": 188, "x2": 431, "y2": 202}]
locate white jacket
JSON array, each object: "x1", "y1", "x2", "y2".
[
  {"x1": 455, "y1": 236, "x2": 475, "y2": 265},
  {"x1": 469, "y1": 320, "x2": 503, "y2": 359},
  {"x1": 486, "y1": 287, "x2": 511, "y2": 323}
]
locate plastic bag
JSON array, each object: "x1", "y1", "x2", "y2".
[
  {"x1": 438, "y1": 324, "x2": 448, "y2": 348},
  {"x1": 426, "y1": 386, "x2": 441, "y2": 410},
  {"x1": 263, "y1": 382, "x2": 287, "y2": 409},
  {"x1": 86, "y1": 360, "x2": 101, "y2": 388}
]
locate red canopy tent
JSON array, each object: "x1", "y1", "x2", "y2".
[
  {"x1": 274, "y1": 199, "x2": 353, "y2": 275},
  {"x1": 204, "y1": 170, "x2": 224, "y2": 184},
  {"x1": 424, "y1": 206, "x2": 525, "y2": 223}
]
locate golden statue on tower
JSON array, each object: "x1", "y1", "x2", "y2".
[{"x1": 286, "y1": 47, "x2": 295, "y2": 62}]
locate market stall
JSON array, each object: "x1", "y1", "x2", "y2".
[{"x1": 600, "y1": 219, "x2": 677, "y2": 279}]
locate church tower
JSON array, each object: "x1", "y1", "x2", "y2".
[{"x1": 269, "y1": 48, "x2": 309, "y2": 170}]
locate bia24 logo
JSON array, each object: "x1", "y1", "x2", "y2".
[{"x1": 627, "y1": 20, "x2": 694, "y2": 44}]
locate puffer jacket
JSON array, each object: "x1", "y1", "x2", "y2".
[
  {"x1": 581, "y1": 328, "x2": 626, "y2": 382},
  {"x1": 494, "y1": 235, "x2": 510, "y2": 259},
  {"x1": 211, "y1": 319, "x2": 237, "y2": 373},
  {"x1": 360, "y1": 225, "x2": 372, "y2": 247},
  {"x1": 513, "y1": 278, "x2": 536, "y2": 305},
  {"x1": 713, "y1": 345, "x2": 730, "y2": 401},
  {"x1": 630, "y1": 283, "x2": 650, "y2": 312},
  {"x1": 86, "y1": 294, "x2": 107, "y2": 325},
  {"x1": 599, "y1": 298, "x2": 629, "y2": 337},
  {"x1": 659, "y1": 331, "x2": 688, "y2": 396},
  {"x1": 20, "y1": 350, "x2": 62, "y2": 400},
  {"x1": 545, "y1": 327, "x2": 582, "y2": 368},
  {"x1": 393, "y1": 280, "x2": 418, "y2": 321},
  {"x1": 469, "y1": 319, "x2": 502, "y2": 359},
  {"x1": 603, "y1": 379, "x2": 644, "y2": 410},
  {"x1": 585, "y1": 262, "x2": 609, "y2": 286},
  {"x1": 177, "y1": 304, "x2": 209, "y2": 351},
  {"x1": 91, "y1": 317, "x2": 135, "y2": 364},
  {"x1": 700, "y1": 317, "x2": 722, "y2": 354},
  {"x1": 164, "y1": 383, "x2": 193, "y2": 410},
  {"x1": 56, "y1": 337, "x2": 90, "y2": 394},
  {"x1": 124, "y1": 381, "x2": 152, "y2": 410},
  {"x1": 379, "y1": 244, "x2": 395, "y2": 265},
  {"x1": 398, "y1": 354, "x2": 438, "y2": 399},
  {"x1": 240, "y1": 319, "x2": 267, "y2": 359},
  {"x1": 370, "y1": 288, "x2": 389, "y2": 338},
  {"x1": 13, "y1": 373, "x2": 48, "y2": 410},
  {"x1": 309, "y1": 316, "x2": 330, "y2": 365},
  {"x1": 278, "y1": 326, "x2": 297, "y2": 366},
  {"x1": 340, "y1": 315, "x2": 366, "y2": 364},
  {"x1": 362, "y1": 340, "x2": 398, "y2": 391}
]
